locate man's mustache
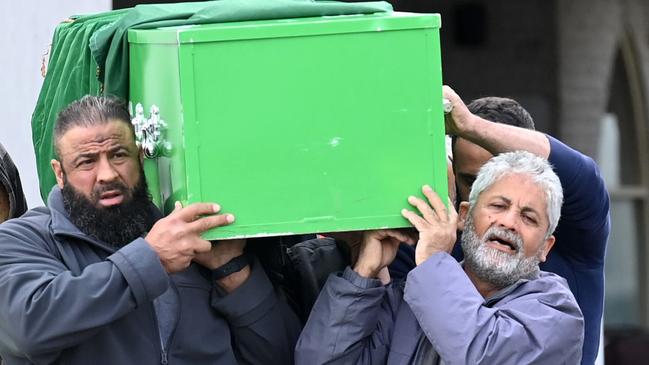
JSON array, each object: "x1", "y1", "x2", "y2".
[
  {"x1": 481, "y1": 226, "x2": 524, "y2": 252},
  {"x1": 91, "y1": 181, "x2": 129, "y2": 201}
]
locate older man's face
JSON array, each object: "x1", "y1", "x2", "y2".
[{"x1": 459, "y1": 173, "x2": 555, "y2": 287}]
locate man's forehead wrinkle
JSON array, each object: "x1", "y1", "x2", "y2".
[
  {"x1": 492, "y1": 195, "x2": 511, "y2": 204},
  {"x1": 489, "y1": 191, "x2": 544, "y2": 217},
  {"x1": 72, "y1": 134, "x2": 128, "y2": 150},
  {"x1": 60, "y1": 134, "x2": 131, "y2": 163}
]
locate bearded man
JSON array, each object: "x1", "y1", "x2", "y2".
[
  {"x1": 296, "y1": 150, "x2": 584, "y2": 365},
  {"x1": 0, "y1": 96, "x2": 301, "y2": 365},
  {"x1": 389, "y1": 86, "x2": 608, "y2": 365}
]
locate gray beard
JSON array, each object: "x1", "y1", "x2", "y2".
[{"x1": 461, "y1": 216, "x2": 541, "y2": 289}]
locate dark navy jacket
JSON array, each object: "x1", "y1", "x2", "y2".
[
  {"x1": 0, "y1": 187, "x2": 301, "y2": 364},
  {"x1": 390, "y1": 136, "x2": 610, "y2": 365}
]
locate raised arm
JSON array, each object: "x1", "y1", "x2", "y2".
[{"x1": 443, "y1": 85, "x2": 550, "y2": 158}]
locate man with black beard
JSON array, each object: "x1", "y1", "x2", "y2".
[
  {"x1": 296, "y1": 150, "x2": 584, "y2": 364},
  {"x1": 60, "y1": 164, "x2": 154, "y2": 248},
  {"x1": 0, "y1": 96, "x2": 301, "y2": 365}
]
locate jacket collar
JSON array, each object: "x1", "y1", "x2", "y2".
[
  {"x1": 483, "y1": 278, "x2": 530, "y2": 307},
  {"x1": 457, "y1": 260, "x2": 536, "y2": 307},
  {"x1": 48, "y1": 186, "x2": 89, "y2": 239}
]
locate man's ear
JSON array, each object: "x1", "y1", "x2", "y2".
[
  {"x1": 51, "y1": 159, "x2": 65, "y2": 188},
  {"x1": 457, "y1": 201, "x2": 470, "y2": 231},
  {"x1": 538, "y1": 235, "x2": 556, "y2": 262}
]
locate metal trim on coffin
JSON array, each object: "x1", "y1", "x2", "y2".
[{"x1": 129, "y1": 102, "x2": 172, "y2": 158}]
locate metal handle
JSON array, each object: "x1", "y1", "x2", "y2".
[{"x1": 130, "y1": 103, "x2": 171, "y2": 159}]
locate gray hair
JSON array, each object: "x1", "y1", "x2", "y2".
[{"x1": 468, "y1": 151, "x2": 563, "y2": 237}]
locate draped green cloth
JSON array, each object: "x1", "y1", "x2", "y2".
[{"x1": 31, "y1": 0, "x2": 392, "y2": 202}]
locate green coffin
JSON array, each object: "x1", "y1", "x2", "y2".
[{"x1": 128, "y1": 12, "x2": 447, "y2": 239}]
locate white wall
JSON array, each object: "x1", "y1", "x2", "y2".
[{"x1": 0, "y1": 1, "x2": 111, "y2": 208}]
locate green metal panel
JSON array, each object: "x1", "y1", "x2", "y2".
[
  {"x1": 129, "y1": 12, "x2": 446, "y2": 239},
  {"x1": 129, "y1": 43, "x2": 187, "y2": 208}
]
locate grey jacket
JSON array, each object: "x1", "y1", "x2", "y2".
[
  {"x1": 0, "y1": 187, "x2": 301, "y2": 364},
  {"x1": 296, "y1": 252, "x2": 584, "y2": 365},
  {"x1": 0, "y1": 143, "x2": 28, "y2": 219}
]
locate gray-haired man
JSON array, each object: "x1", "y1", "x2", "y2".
[{"x1": 296, "y1": 150, "x2": 584, "y2": 364}]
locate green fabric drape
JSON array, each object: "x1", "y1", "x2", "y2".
[
  {"x1": 31, "y1": 0, "x2": 392, "y2": 202},
  {"x1": 91, "y1": 0, "x2": 393, "y2": 98},
  {"x1": 31, "y1": 10, "x2": 127, "y2": 201}
]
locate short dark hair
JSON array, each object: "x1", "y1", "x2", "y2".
[
  {"x1": 53, "y1": 95, "x2": 133, "y2": 158},
  {"x1": 466, "y1": 96, "x2": 535, "y2": 130}
]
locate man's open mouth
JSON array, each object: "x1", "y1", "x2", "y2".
[
  {"x1": 98, "y1": 190, "x2": 124, "y2": 206},
  {"x1": 485, "y1": 233, "x2": 518, "y2": 253}
]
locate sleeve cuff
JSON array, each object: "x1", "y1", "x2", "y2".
[
  {"x1": 108, "y1": 237, "x2": 169, "y2": 306},
  {"x1": 405, "y1": 252, "x2": 479, "y2": 301},
  {"x1": 210, "y1": 256, "x2": 275, "y2": 327},
  {"x1": 407, "y1": 252, "x2": 458, "y2": 283},
  {"x1": 341, "y1": 266, "x2": 383, "y2": 289}
]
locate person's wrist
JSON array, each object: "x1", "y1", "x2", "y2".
[
  {"x1": 353, "y1": 263, "x2": 378, "y2": 278},
  {"x1": 212, "y1": 253, "x2": 250, "y2": 280},
  {"x1": 415, "y1": 245, "x2": 445, "y2": 265},
  {"x1": 415, "y1": 253, "x2": 429, "y2": 266},
  {"x1": 216, "y1": 265, "x2": 251, "y2": 294},
  {"x1": 208, "y1": 249, "x2": 244, "y2": 269},
  {"x1": 464, "y1": 114, "x2": 488, "y2": 137},
  {"x1": 213, "y1": 254, "x2": 241, "y2": 268}
]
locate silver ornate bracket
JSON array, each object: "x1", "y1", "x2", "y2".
[{"x1": 130, "y1": 102, "x2": 172, "y2": 158}]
